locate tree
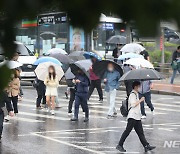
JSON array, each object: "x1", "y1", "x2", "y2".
[{"x1": 1, "y1": 0, "x2": 180, "y2": 92}]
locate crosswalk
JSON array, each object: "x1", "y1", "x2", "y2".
[{"x1": 4, "y1": 88, "x2": 180, "y2": 154}]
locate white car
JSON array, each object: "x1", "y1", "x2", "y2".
[{"x1": 0, "y1": 42, "x2": 37, "y2": 81}]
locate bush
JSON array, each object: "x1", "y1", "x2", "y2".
[{"x1": 148, "y1": 50, "x2": 172, "y2": 64}]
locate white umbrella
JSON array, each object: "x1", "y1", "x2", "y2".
[
  {"x1": 124, "y1": 58, "x2": 154, "y2": 69},
  {"x1": 47, "y1": 48, "x2": 68, "y2": 55},
  {"x1": 35, "y1": 62, "x2": 64, "y2": 81},
  {"x1": 0, "y1": 60, "x2": 22, "y2": 69},
  {"x1": 120, "y1": 43, "x2": 145, "y2": 53}
]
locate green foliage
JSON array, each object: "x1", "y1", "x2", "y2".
[{"x1": 148, "y1": 50, "x2": 172, "y2": 64}]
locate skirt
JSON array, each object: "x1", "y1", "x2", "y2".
[{"x1": 45, "y1": 87, "x2": 58, "y2": 97}]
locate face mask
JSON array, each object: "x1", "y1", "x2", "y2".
[{"x1": 108, "y1": 67, "x2": 114, "y2": 72}]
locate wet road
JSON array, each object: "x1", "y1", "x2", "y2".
[{"x1": 1, "y1": 85, "x2": 180, "y2": 154}]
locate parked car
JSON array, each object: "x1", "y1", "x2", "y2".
[{"x1": 0, "y1": 41, "x2": 37, "y2": 82}]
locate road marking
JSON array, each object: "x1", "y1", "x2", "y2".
[
  {"x1": 12, "y1": 117, "x2": 45, "y2": 123},
  {"x1": 32, "y1": 133, "x2": 105, "y2": 154},
  {"x1": 53, "y1": 137, "x2": 84, "y2": 139},
  {"x1": 70, "y1": 141, "x2": 102, "y2": 144}
]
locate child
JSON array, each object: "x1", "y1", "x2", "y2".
[{"x1": 71, "y1": 70, "x2": 90, "y2": 122}]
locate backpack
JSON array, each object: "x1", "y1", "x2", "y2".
[{"x1": 120, "y1": 92, "x2": 137, "y2": 117}]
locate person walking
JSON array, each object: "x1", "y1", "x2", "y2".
[
  {"x1": 71, "y1": 70, "x2": 90, "y2": 122},
  {"x1": 139, "y1": 80, "x2": 154, "y2": 119},
  {"x1": 116, "y1": 81, "x2": 156, "y2": 152},
  {"x1": 88, "y1": 57, "x2": 103, "y2": 102},
  {"x1": 112, "y1": 44, "x2": 122, "y2": 62},
  {"x1": 34, "y1": 78, "x2": 46, "y2": 109},
  {"x1": 44, "y1": 65, "x2": 59, "y2": 115},
  {"x1": 7, "y1": 69, "x2": 20, "y2": 115},
  {"x1": 0, "y1": 91, "x2": 14, "y2": 142},
  {"x1": 170, "y1": 46, "x2": 180, "y2": 84},
  {"x1": 103, "y1": 63, "x2": 120, "y2": 118}
]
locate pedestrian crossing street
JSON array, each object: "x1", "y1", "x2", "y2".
[{"x1": 3, "y1": 88, "x2": 180, "y2": 154}]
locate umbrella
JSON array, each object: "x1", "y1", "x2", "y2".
[
  {"x1": 0, "y1": 60, "x2": 23, "y2": 69},
  {"x1": 49, "y1": 53, "x2": 72, "y2": 64},
  {"x1": 106, "y1": 35, "x2": 126, "y2": 44},
  {"x1": 120, "y1": 43, "x2": 145, "y2": 53},
  {"x1": 120, "y1": 68, "x2": 164, "y2": 81},
  {"x1": 35, "y1": 62, "x2": 64, "y2": 81},
  {"x1": 118, "y1": 53, "x2": 143, "y2": 61},
  {"x1": 83, "y1": 52, "x2": 102, "y2": 61},
  {"x1": 92, "y1": 60, "x2": 123, "y2": 78},
  {"x1": 64, "y1": 68, "x2": 75, "y2": 80},
  {"x1": 33, "y1": 57, "x2": 62, "y2": 66},
  {"x1": 124, "y1": 58, "x2": 154, "y2": 69},
  {"x1": 69, "y1": 60, "x2": 92, "y2": 79},
  {"x1": 47, "y1": 48, "x2": 67, "y2": 55},
  {"x1": 40, "y1": 32, "x2": 56, "y2": 39},
  {"x1": 68, "y1": 51, "x2": 85, "y2": 61}
]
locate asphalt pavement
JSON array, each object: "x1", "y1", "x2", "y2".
[{"x1": 1, "y1": 85, "x2": 180, "y2": 154}]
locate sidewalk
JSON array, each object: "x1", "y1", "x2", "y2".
[{"x1": 152, "y1": 76, "x2": 180, "y2": 96}]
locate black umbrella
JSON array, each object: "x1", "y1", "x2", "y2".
[
  {"x1": 120, "y1": 68, "x2": 164, "y2": 81},
  {"x1": 106, "y1": 35, "x2": 126, "y2": 44},
  {"x1": 70, "y1": 62, "x2": 90, "y2": 79},
  {"x1": 68, "y1": 51, "x2": 85, "y2": 62},
  {"x1": 93, "y1": 60, "x2": 123, "y2": 79}
]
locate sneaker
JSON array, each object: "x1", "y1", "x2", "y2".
[
  {"x1": 113, "y1": 112, "x2": 117, "y2": 116},
  {"x1": 116, "y1": 145, "x2": 126, "y2": 152},
  {"x1": 55, "y1": 104, "x2": 61, "y2": 108},
  {"x1": 68, "y1": 112, "x2": 72, "y2": 117},
  {"x1": 84, "y1": 117, "x2": 89, "y2": 122},
  {"x1": 71, "y1": 118, "x2": 78, "y2": 121},
  {"x1": 65, "y1": 92, "x2": 68, "y2": 99},
  {"x1": 141, "y1": 115, "x2": 147, "y2": 119},
  {"x1": 98, "y1": 99, "x2": 103, "y2": 103},
  {"x1": 51, "y1": 110, "x2": 55, "y2": 115},
  {"x1": 144, "y1": 144, "x2": 156, "y2": 152},
  {"x1": 46, "y1": 108, "x2": 50, "y2": 113},
  {"x1": 152, "y1": 110, "x2": 155, "y2": 115},
  {"x1": 107, "y1": 115, "x2": 114, "y2": 119}
]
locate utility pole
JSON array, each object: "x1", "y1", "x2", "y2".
[{"x1": 160, "y1": 27, "x2": 165, "y2": 64}]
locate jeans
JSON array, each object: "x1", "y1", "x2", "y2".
[
  {"x1": 0, "y1": 109, "x2": 4, "y2": 138},
  {"x1": 88, "y1": 79, "x2": 103, "y2": 100},
  {"x1": 139, "y1": 92, "x2": 154, "y2": 116},
  {"x1": 11, "y1": 96, "x2": 18, "y2": 113},
  {"x1": 68, "y1": 88, "x2": 76, "y2": 113},
  {"x1": 170, "y1": 68, "x2": 180, "y2": 84},
  {"x1": 36, "y1": 95, "x2": 46, "y2": 107},
  {"x1": 106, "y1": 89, "x2": 117, "y2": 116},
  {"x1": 119, "y1": 118, "x2": 149, "y2": 147},
  {"x1": 74, "y1": 93, "x2": 89, "y2": 119}
]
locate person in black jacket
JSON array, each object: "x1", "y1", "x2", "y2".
[
  {"x1": 112, "y1": 44, "x2": 122, "y2": 62},
  {"x1": 0, "y1": 91, "x2": 14, "y2": 142},
  {"x1": 71, "y1": 70, "x2": 90, "y2": 122},
  {"x1": 34, "y1": 78, "x2": 46, "y2": 109},
  {"x1": 170, "y1": 46, "x2": 180, "y2": 84}
]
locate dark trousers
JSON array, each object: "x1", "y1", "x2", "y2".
[
  {"x1": 139, "y1": 92, "x2": 154, "y2": 116},
  {"x1": 0, "y1": 110, "x2": 4, "y2": 138},
  {"x1": 88, "y1": 79, "x2": 103, "y2": 100},
  {"x1": 19, "y1": 85, "x2": 23, "y2": 97},
  {"x1": 119, "y1": 118, "x2": 149, "y2": 147},
  {"x1": 74, "y1": 93, "x2": 89, "y2": 119},
  {"x1": 68, "y1": 88, "x2": 76, "y2": 113},
  {"x1": 11, "y1": 96, "x2": 18, "y2": 113},
  {"x1": 3, "y1": 94, "x2": 13, "y2": 112},
  {"x1": 36, "y1": 95, "x2": 46, "y2": 107}
]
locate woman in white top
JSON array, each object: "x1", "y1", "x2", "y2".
[
  {"x1": 116, "y1": 81, "x2": 156, "y2": 153},
  {"x1": 44, "y1": 65, "x2": 59, "y2": 115}
]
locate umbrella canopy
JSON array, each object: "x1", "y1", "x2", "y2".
[
  {"x1": 106, "y1": 35, "x2": 126, "y2": 44},
  {"x1": 64, "y1": 68, "x2": 75, "y2": 80},
  {"x1": 120, "y1": 43, "x2": 145, "y2": 53},
  {"x1": 49, "y1": 53, "x2": 72, "y2": 64},
  {"x1": 69, "y1": 60, "x2": 92, "y2": 79},
  {"x1": 68, "y1": 51, "x2": 85, "y2": 61},
  {"x1": 40, "y1": 32, "x2": 56, "y2": 40},
  {"x1": 120, "y1": 68, "x2": 164, "y2": 81},
  {"x1": 35, "y1": 62, "x2": 64, "y2": 81},
  {"x1": 33, "y1": 57, "x2": 62, "y2": 66},
  {"x1": 92, "y1": 60, "x2": 123, "y2": 78},
  {"x1": 47, "y1": 48, "x2": 67, "y2": 55},
  {"x1": 83, "y1": 52, "x2": 102, "y2": 61},
  {"x1": 0, "y1": 60, "x2": 23, "y2": 69},
  {"x1": 118, "y1": 53, "x2": 143, "y2": 61},
  {"x1": 124, "y1": 58, "x2": 154, "y2": 69}
]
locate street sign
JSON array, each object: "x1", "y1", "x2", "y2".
[{"x1": 38, "y1": 12, "x2": 67, "y2": 25}]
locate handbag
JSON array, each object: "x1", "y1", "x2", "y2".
[{"x1": 171, "y1": 61, "x2": 178, "y2": 70}]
